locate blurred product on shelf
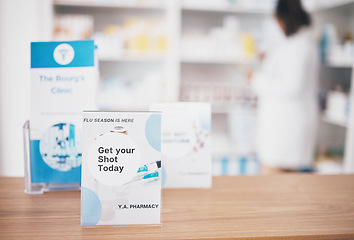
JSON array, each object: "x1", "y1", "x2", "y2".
[
  {"x1": 53, "y1": 14, "x2": 93, "y2": 41},
  {"x1": 212, "y1": 154, "x2": 260, "y2": 176},
  {"x1": 182, "y1": 0, "x2": 276, "y2": 11},
  {"x1": 211, "y1": 103, "x2": 258, "y2": 176},
  {"x1": 181, "y1": 16, "x2": 258, "y2": 63},
  {"x1": 97, "y1": 71, "x2": 162, "y2": 110},
  {"x1": 180, "y1": 80, "x2": 257, "y2": 110},
  {"x1": 93, "y1": 17, "x2": 168, "y2": 60},
  {"x1": 320, "y1": 24, "x2": 354, "y2": 66},
  {"x1": 54, "y1": 0, "x2": 163, "y2": 7},
  {"x1": 316, "y1": 160, "x2": 343, "y2": 174},
  {"x1": 315, "y1": 147, "x2": 344, "y2": 174},
  {"x1": 228, "y1": 104, "x2": 257, "y2": 154},
  {"x1": 103, "y1": 0, "x2": 163, "y2": 6},
  {"x1": 324, "y1": 87, "x2": 350, "y2": 125}
]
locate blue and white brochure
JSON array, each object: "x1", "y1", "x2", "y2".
[
  {"x1": 151, "y1": 102, "x2": 212, "y2": 188},
  {"x1": 81, "y1": 111, "x2": 162, "y2": 226},
  {"x1": 30, "y1": 40, "x2": 97, "y2": 183}
]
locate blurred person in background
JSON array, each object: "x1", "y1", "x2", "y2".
[{"x1": 249, "y1": 0, "x2": 319, "y2": 174}]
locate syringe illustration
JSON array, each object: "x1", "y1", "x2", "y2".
[
  {"x1": 125, "y1": 160, "x2": 161, "y2": 185},
  {"x1": 137, "y1": 160, "x2": 161, "y2": 174}
]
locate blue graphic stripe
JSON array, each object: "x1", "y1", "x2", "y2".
[{"x1": 31, "y1": 40, "x2": 95, "y2": 68}]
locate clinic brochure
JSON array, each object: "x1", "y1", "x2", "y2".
[
  {"x1": 29, "y1": 40, "x2": 97, "y2": 186},
  {"x1": 81, "y1": 111, "x2": 162, "y2": 226},
  {"x1": 151, "y1": 102, "x2": 212, "y2": 188}
]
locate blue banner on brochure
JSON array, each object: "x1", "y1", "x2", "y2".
[{"x1": 31, "y1": 41, "x2": 95, "y2": 68}]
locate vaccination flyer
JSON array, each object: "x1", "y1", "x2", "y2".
[
  {"x1": 81, "y1": 111, "x2": 162, "y2": 226},
  {"x1": 30, "y1": 40, "x2": 97, "y2": 183},
  {"x1": 151, "y1": 102, "x2": 212, "y2": 188}
]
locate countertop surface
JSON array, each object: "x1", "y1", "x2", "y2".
[{"x1": 1, "y1": 175, "x2": 354, "y2": 239}]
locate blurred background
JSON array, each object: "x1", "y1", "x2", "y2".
[{"x1": 0, "y1": 0, "x2": 353, "y2": 176}]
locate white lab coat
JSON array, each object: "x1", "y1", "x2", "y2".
[{"x1": 252, "y1": 28, "x2": 319, "y2": 170}]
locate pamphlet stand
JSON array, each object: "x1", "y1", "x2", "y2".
[{"x1": 23, "y1": 121, "x2": 81, "y2": 194}]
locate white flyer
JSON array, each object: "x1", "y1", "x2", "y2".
[
  {"x1": 81, "y1": 111, "x2": 162, "y2": 226},
  {"x1": 151, "y1": 102, "x2": 212, "y2": 188}
]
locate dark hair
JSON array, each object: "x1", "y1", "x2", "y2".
[{"x1": 275, "y1": 0, "x2": 311, "y2": 37}]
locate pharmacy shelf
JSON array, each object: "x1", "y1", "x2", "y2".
[
  {"x1": 322, "y1": 115, "x2": 348, "y2": 128},
  {"x1": 312, "y1": 0, "x2": 354, "y2": 12},
  {"x1": 181, "y1": 5, "x2": 272, "y2": 14},
  {"x1": 212, "y1": 105, "x2": 231, "y2": 114},
  {"x1": 181, "y1": 58, "x2": 258, "y2": 66},
  {"x1": 325, "y1": 62, "x2": 353, "y2": 69},
  {"x1": 182, "y1": 58, "x2": 239, "y2": 65},
  {"x1": 53, "y1": 0, "x2": 165, "y2": 10},
  {"x1": 175, "y1": 101, "x2": 234, "y2": 114},
  {"x1": 182, "y1": 0, "x2": 354, "y2": 14},
  {"x1": 99, "y1": 55, "x2": 166, "y2": 62},
  {"x1": 99, "y1": 105, "x2": 150, "y2": 111}
]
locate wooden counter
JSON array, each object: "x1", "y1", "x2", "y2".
[{"x1": 0, "y1": 175, "x2": 354, "y2": 239}]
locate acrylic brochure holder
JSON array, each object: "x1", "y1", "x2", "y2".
[
  {"x1": 24, "y1": 121, "x2": 81, "y2": 194},
  {"x1": 25, "y1": 40, "x2": 96, "y2": 194}
]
